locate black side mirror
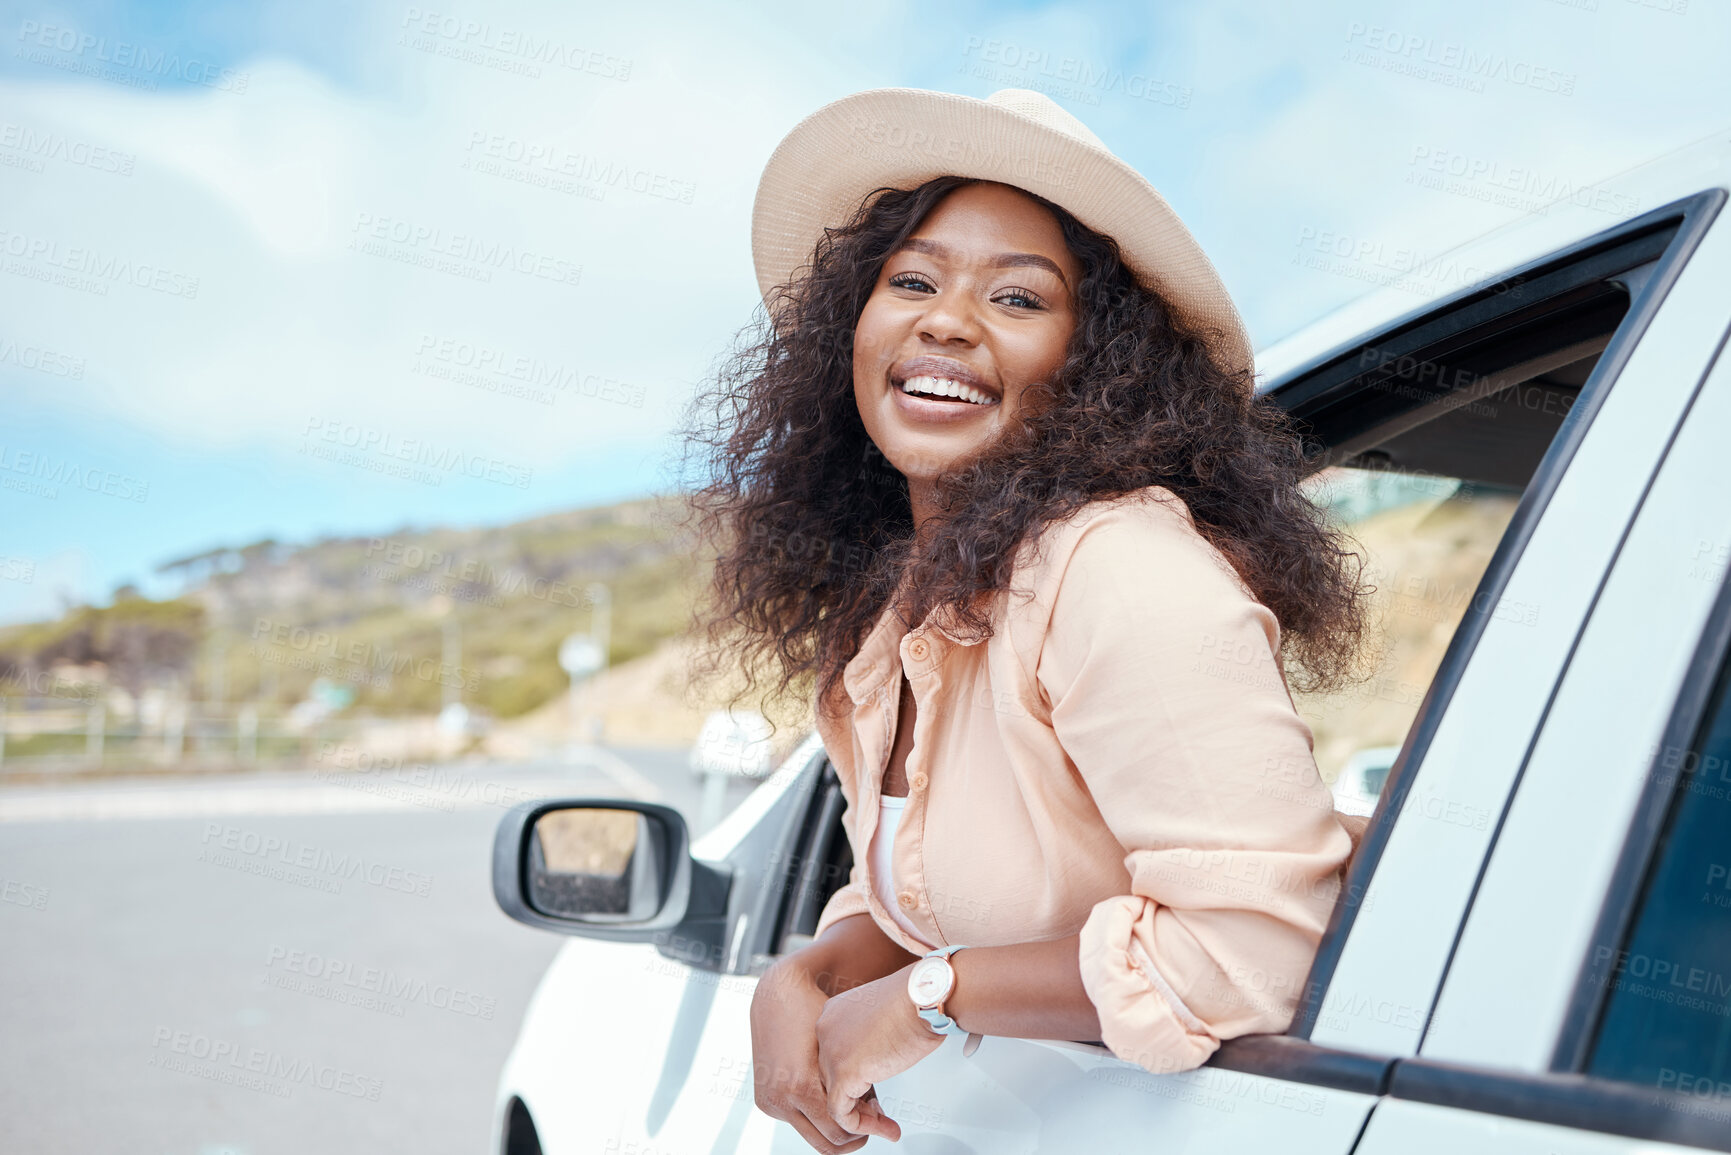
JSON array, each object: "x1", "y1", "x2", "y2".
[{"x1": 492, "y1": 799, "x2": 733, "y2": 961}]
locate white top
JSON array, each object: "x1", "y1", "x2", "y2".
[{"x1": 869, "y1": 794, "x2": 934, "y2": 948}]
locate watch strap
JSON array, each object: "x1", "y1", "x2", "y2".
[{"x1": 916, "y1": 1005, "x2": 967, "y2": 1034}]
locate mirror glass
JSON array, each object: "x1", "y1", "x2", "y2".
[{"x1": 526, "y1": 807, "x2": 663, "y2": 922}]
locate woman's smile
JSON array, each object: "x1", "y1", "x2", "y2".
[{"x1": 888, "y1": 354, "x2": 1001, "y2": 424}]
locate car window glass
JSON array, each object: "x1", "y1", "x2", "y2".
[
  {"x1": 1291, "y1": 466, "x2": 1521, "y2": 803},
  {"x1": 1586, "y1": 643, "x2": 1731, "y2": 1089}
]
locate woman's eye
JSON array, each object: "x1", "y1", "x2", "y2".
[
  {"x1": 995, "y1": 289, "x2": 1045, "y2": 310},
  {"x1": 888, "y1": 273, "x2": 934, "y2": 293}
]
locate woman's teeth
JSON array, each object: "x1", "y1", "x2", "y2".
[{"x1": 899, "y1": 375, "x2": 996, "y2": 406}]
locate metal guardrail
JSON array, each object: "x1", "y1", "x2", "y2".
[{"x1": 0, "y1": 696, "x2": 375, "y2": 773}]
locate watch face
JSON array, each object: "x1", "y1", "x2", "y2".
[{"x1": 907, "y1": 957, "x2": 954, "y2": 1008}]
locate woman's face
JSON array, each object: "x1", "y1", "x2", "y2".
[{"x1": 852, "y1": 181, "x2": 1081, "y2": 498}]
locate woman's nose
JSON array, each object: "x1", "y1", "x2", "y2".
[{"x1": 917, "y1": 289, "x2": 984, "y2": 346}]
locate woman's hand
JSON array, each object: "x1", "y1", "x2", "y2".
[
  {"x1": 749, "y1": 954, "x2": 874, "y2": 1154},
  {"x1": 815, "y1": 965, "x2": 945, "y2": 1142}
]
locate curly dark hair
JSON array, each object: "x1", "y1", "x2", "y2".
[{"x1": 677, "y1": 175, "x2": 1372, "y2": 722}]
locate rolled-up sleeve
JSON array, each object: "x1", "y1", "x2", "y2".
[{"x1": 1036, "y1": 500, "x2": 1352, "y2": 1075}]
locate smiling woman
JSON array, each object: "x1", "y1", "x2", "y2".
[{"x1": 678, "y1": 88, "x2": 1375, "y2": 1155}]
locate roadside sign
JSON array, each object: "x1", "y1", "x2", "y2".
[{"x1": 559, "y1": 634, "x2": 605, "y2": 678}]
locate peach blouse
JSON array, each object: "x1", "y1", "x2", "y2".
[{"x1": 812, "y1": 485, "x2": 1353, "y2": 1074}]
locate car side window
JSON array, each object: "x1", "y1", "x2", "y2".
[
  {"x1": 1278, "y1": 279, "x2": 1637, "y2": 816},
  {"x1": 1586, "y1": 647, "x2": 1731, "y2": 1091},
  {"x1": 1293, "y1": 465, "x2": 1522, "y2": 803}
]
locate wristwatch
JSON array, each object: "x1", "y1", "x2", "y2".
[{"x1": 907, "y1": 945, "x2": 984, "y2": 1056}]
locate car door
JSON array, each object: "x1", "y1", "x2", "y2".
[
  {"x1": 493, "y1": 734, "x2": 842, "y2": 1155},
  {"x1": 1352, "y1": 265, "x2": 1731, "y2": 1151},
  {"x1": 495, "y1": 186, "x2": 1728, "y2": 1155}
]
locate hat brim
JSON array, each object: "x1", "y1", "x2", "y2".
[{"x1": 751, "y1": 87, "x2": 1255, "y2": 383}]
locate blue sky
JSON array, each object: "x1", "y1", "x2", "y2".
[{"x1": 1, "y1": 0, "x2": 1726, "y2": 622}]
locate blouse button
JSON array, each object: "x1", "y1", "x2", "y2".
[
  {"x1": 908, "y1": 638, "x2": 929, "y2": 660},
  {"x1": 898, "y1": 892, "x2": 916, "y2": 910},
  {"x1": 911, "y1": 772, "x2": 929, "y2": 792}
]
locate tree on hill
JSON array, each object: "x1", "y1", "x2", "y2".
[{"x1": 0, "y1": 595, "x2": 206, "y2": 708}]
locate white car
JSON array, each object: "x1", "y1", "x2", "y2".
[
  {"x1": 688, "y1": 709, "x2": 777, "y2": 780},
  {"x1": 487, "y1": 130, "x2": 1731, "y2": 1154}
]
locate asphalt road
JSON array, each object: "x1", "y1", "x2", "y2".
[{"x1": 0, "y1": 746, "x2": 763, "y2": 1155}]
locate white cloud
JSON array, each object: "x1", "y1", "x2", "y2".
[{"x1": 0, "y1": 0, "x2": 893, "y2": 474}]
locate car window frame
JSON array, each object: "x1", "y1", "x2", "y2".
[{"x1": 1279, "y1": 189, "x2": 1725, "y2": 1045}]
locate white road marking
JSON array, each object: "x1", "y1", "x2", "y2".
[{"x1": 575, "y1": 744, "x2": 664, "y2": 802}]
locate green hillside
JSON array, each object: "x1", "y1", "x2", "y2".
[{"x1": 0, "y1": 494, "x2": 705, "y2": 721}]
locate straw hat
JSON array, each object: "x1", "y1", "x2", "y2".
[{"x1": 751, "y1": 87, "x2": 1255, "y2": 383}]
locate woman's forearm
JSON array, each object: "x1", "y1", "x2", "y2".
[
  {"x1": 942, "y1": 933, "x2": 1103, "y2": 1042},
  {"x1": 790, "y1": 913, "x2": 922, "y2": 998},
  {"x1": 785, "y1": 917, "x2": 1103, "y2": 1043}
]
